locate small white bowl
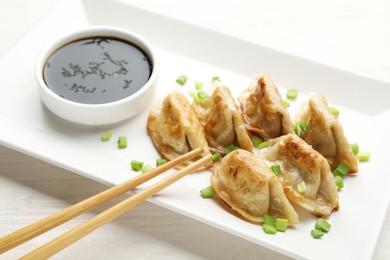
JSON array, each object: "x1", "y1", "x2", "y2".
[{"x1": 35, "y1": 26, "x2": 158, "y2": 125}]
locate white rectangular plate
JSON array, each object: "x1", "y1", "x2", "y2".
[{"x1": 1, "y1": 0, "x2": 389, "y2": 259}]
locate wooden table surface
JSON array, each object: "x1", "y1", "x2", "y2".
[{"x1": 1, "y1": 0, "x2": 389, "y2": 259}]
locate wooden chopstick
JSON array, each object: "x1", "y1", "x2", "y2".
[
  {"x1": 0, "y1": 147, "x2": 203, "y2": 254},
  {"x1": 20, "y1": 153, "x2": 213, "y2": 259}
]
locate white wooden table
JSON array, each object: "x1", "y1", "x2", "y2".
[{"x1": 1, "y1": 0, "x2": 389, "y2": 259}]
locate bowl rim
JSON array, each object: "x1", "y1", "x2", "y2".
[{"x1": 35, "y1": 25, "x2": 158, "y2": 109}]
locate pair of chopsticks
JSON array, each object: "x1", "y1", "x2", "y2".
[{"x1": 0, "y1": 148, "x2": 212, "y2": 259}]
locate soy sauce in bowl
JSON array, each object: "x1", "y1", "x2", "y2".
[
  {"x1": 44, "y1": 37, "x2": 152, "y2": 104},
  {"x1": 35, "y1": 27, "x2": 158, "y2": 125}
]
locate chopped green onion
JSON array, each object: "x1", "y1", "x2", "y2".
[
  {"x1": 141, "y1": 164, "x2": 153, "y2": 173},
  {"x1": 197, "y1": 91, "x2": 209, "y2": 100},
  {"x1": 275, "y1": 218, "x2": 288, "y2": 232},
  {"x1": 333, "y1": 162, "x2": 350, "y2": 178},
  {"x1": 212, "y1": 152, "x2": 221, "y2": 162},
  {"x1": 350, "y1": 143, "x2": 359, "y2": 155},
  {"x1": 286, "y1": 89, "x2": 299, "y2": 99},
  {"x1": 225, "y1": 144, "x2": 239, "y2": 154},
  {"x1": 357, "y1": 152, "x2": 370, "y2": 162},
  {"x1": 200, "y1": 186, "x2": 215, "y2": 198},
  {"x1": 176, "y1": 75, "x2": 187, "y2": 85},
  {"x1": 283, "y1": 100, "x2": 290, "y2": 107},
  {"x1": 118, "y1": 137, "x2": 127, "y2": 149},
  {"x1": 295, "y1": 125, "x2": 302, "y2": 136},
  {"x1": 270, "y1": 165, "x2": 282, "y2": 176},
  {"x1": 311, "y1": 229, "x2": 324, "y2": 239},
  {"x1": 131, "y1": 160, "x2": 144, "y2": 172},
  {"x1": 294, "y1": 121, "x2": 308, "y2": 137},
  {"x1": 334, "y1": 175, "x2": 344, "y2": 191},
  {"x1": 297, "y1": 121, "x2": 308, "y2": 132},
  {"x1": 300, "y1": 122, "x2": 308, "y2": 133},
  {"x1": 251, "y1": 136, "x2": 263, "y2": 147},
  {"x1": 195, "y1": 80, "x2": 203, "y2": 89},
  {"x1": 295, "y1": 124, "x2": 302, "y2": 136},
  {"x1": 315, "y1": 218, "x2": 331, "y2": 233},
  {"x1": 330, "y1": 107, "x2": 339, "y2": 117},
  {"x1": 263, "y1": 224, "x2": 277, "y2": 235},
  {"x1": 156, "y1": 158, "x2": 167, "y2": 167},
  {"x1": 258, "y1": 141, "x2": 269, "y2": 149},
  {"x1": 101, "y1": 131, "x2": 112, "y2": 141},
  {"x1": 190, "y1": 91, "x2": 203, "y2": 104},
  {"x1": 212, "y1": 76, "x2": 221, "y2": 82},
  {"x1": 191, "y1": 91, "x2": 209, "y2": 104},
  {"x1": 263, "y1": 214, "x2": 274, "y2": 226},
  {"x1": 297, "y1": 181, "x2": 306, "y2": 194}
]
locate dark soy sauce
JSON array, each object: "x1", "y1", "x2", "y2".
[{"x1": 43, "y1": 37, "x2": 152, "y2": 104}]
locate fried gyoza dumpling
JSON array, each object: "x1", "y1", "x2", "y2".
[
  {"x1": 147, "y1": 91, "x2": 211, "y2": 166},
  {"x1": 191, "y1": 85, "x2": 253, "y2": 154},
  {"x1": 211, "y1": 149, "x2": 299, "y2": 224},
  {"x1": 260, "y1": 134, "x2": 339, "y2": 217},
  {"x1": 294, "y1": 93, "x2": 358, "y2": 173},
  {"x1": 238, "y1": 74, "x2": 294, "y2": 140}
]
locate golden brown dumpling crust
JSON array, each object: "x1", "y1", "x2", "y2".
[
  {"x1": 294, "y1": 93, "x2": 358, "y2": 173},
  {"x1": 238, "y1": 74, "x2": 294, "y2": 140},
  {"x1": 147, "y1": 91, "x2": 211, "y2": 166},
  {"x1": 262, "y1": 134, "x2": 339, "y2": 217},
  {"x1": 211, "y1": 149, "x2": 299, "y2": 224},
  {"x1": 192, "y1": 86, "x2": 253, "y2": 153}
]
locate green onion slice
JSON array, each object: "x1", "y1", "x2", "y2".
[
  {"x1": 270, "y1": 165, "x2": 282, "y2": 176},
  {"x1": 212, "y1": 76, "x2": 221, "y2": 82},
  {"x1": 195, "y1": 80, "x2": 203, "y2": 89},
  {"x1": 225, "y1": 144, "x2": 239, "y2": 154},
  {"x1": 190, "y1": 91, "x2": 203, "y2": 104},
  {"x1": 297, "y1": 181, "x2": 306, "y2": 194},
  {"x1": 357, "y1": 152, "x2": 370, "y2": 162},
  {"x1": 298, "y1": 121, "x2": 308, "y2": 132},
  {"x1": 212, "y1": 152, "x2": 221, "y2": 162},
  {"x1": 176, "y1": 75, "x2": 187, "y2": 85},
  {"x1": 315, "y1": 218, "x2": 331, "y2": 233},
  {"x1": 258, "y1": 141, "x2": 269, "y2": 150},
  {"x1": 295, "y1": 124, "x2": 302, "y2": 137},
  {"x1": 350, "y1": 143, "x2": 359, "y2": 155},
  {"x1": 286, "y1": 89, "x2": 299, "y2": 99},
  {"x1": 283, "y1": 100, "x2": 290, "y2": 107},
  {"x1": 141, "y1": 164, "x2": 153, "y2": 173},
  {"x1": 191, "y1": 91, "x2": 209, "y2": 104},
  {"x1": 197, "y1": 91, "x2": 209, "y2": 100},
  {"x1": 101, "y1": 131, "x2": 112, "y2": 141},
  {"x1": 311, "y1": 229, "x2": 324, "y2": 239},
  {"x1": 251, "y1": 136, "x2": 263, "y2": 147},
  {"x1": 118, "y1": 137, "x2": 127, "y2": 149},
  {"x1": 333, "y1": 162, "x2": 350, "y2": 178},
  {"x1": 275, "y1": 218, "x2": 288, "y2": 232},
  {"x1": 131, "y1": 160, "x2": 144, "y2": 172},
  {"x1": 263, "y1": 214, "x2": 274, "y2": 226},
  {"x1": 156, "y1": 158, "x2": 167, "y2": 167},
  {"x1": 334, "y1": 175, "x2": 344, "y2": 191},
  {"x1": 294, "y1": 121, "x2": 308, "y2": 137},
  {"x1": 200, "y1": 186, "x2": 215, "y2": 198},
  {"x1": 263, "y1": 224, "x2": 277, "y2": 235},
  {"x1": 330, "y1": 107, "x2": 340, "y2": 117}
]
